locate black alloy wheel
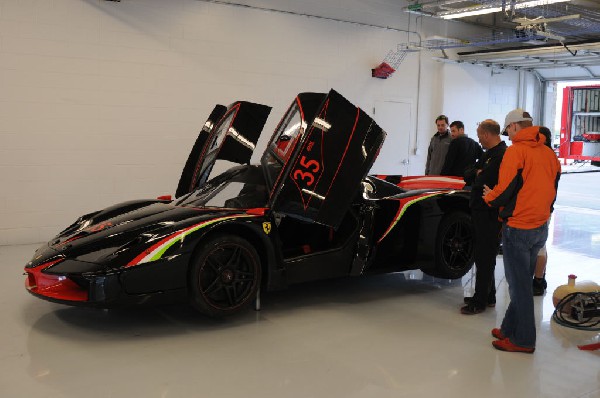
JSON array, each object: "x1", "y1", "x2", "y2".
[
  {"x1": 432, "y1": 211, "x2": 475, "y2": 279},
  {"x1": 189, "y1": 235, "x2": 261, "y2": 317}
]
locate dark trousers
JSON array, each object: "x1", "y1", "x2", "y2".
[{"x1": 471, "y1": 208, "x2": 502, "y2": 307}]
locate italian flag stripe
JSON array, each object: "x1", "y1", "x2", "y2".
[
  {"x1": 377, "y1": 193, "x2": 443, "y2": 243},
  {"x1": 126, "y1": 214, "x2": 255, "y2": 267}
]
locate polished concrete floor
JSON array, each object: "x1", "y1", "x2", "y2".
[{"x1": 1, "y1": 174, "x2": 599, "y2": 398}]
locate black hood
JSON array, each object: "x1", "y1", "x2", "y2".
[{"x1": 27, "y1": 201, "x2": 244, "y2": 273}]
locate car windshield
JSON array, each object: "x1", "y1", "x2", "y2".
[{"x1": 175, "y1": 165, "x2": 268, "y2": 209}]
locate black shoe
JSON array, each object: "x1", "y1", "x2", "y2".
[
  {"x1": 464, "y1": 296, "x2": 496, "y2": 307},
  {"x1": 532, "y1": 277, "x2": 547, "y2": 296},
  {"x1": 461, "y1": 303, "x2": 486, "y2": 315}
]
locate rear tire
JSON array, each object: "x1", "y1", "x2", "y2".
[
  {"x1": 429, "y1": 211, "x2": 474, "y2": 279},
  {"x1": 189, "y1": 235, "x2": 261, "y2": 317}
]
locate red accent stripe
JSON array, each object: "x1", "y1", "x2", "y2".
[
  {"x1": 376, "y1": 192, "x2": 443, "y2": 243},
  {"x1": 24, "y1": 258, "x2": 88, "y2": 302},
  {"x1": 245, "y1": 207, "x2": 267, "y2": 216},
  {"x1": 125, "y1": 225, "x2": 196, "y2": 268},
  {"x1": 578, "y1": 342, "x2": 600, "y2": 351},
  {"x1": 377, "y1": 199, "x2": 407, "y2": 243},
  {"x1": 321, "y1": 106, "x2": 360, "y2": 202},
  {"x1": 125, "y1": 215, "x2": 246, "y2": 268},
  {"x1": 378, "y1": 175, "x2": 465, "y2": 190},
  {"x1": 55, "y1": 235, "x2": 84, "y2": 246}
]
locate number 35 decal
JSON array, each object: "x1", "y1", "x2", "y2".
[{"x1": 293, "y1": 156, "x2": 320, "y2": 186}]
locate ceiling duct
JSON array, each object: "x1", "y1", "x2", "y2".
[
  {"x1": 405, "y1": 0, "x2": 600, "y2": 49},
  {"x1": 401, "y1": 0, "x2": 600, "y2": 78}
]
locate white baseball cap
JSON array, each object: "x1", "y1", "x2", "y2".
[{"x1": 502, "y1": 108, "x2": 533, "y2": 135}]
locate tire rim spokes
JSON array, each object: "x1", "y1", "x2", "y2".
[
  {"x1": 199, "y1": 244, "x2": 257, "y2": 309},
  {"x1": 443, "y1": 221, "x2": 473, "y2": 271}
]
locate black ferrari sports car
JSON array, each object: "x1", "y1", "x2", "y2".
[{"x1": 25, "y1": 89, "x2": 475, "y2": 317}]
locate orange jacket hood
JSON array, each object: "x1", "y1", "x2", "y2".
[{"x1": 511, "y1": 126, "x2": 548, "y2": 148}]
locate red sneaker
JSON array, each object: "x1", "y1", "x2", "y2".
[
  {"x1": 491, "y1": 328, "x2": 505, "y2": 340},
  {"x1": 492, "y1": 338, "x2": 535, "y2": 354}
]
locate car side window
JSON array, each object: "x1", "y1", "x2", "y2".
[{"x1": 208, "y1": 112, "x2": 236, "y2": 155}]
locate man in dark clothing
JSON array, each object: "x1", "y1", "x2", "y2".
[
  {"x1": 425, "y1": 115, "x2": 451, "y2": 175},
  {"x1": 461, "y1": 119, "x2": 507, "y2": 315},
  {"x1": 532, "y1": 126, "x2": 553, "y2": 295},
  {"x1": 441, "y1": 121, "x2": 483, "y2": 177}
]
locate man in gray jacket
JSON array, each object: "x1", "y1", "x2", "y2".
[{"x1": 425, "y1": 114, "x2": 452, "y2": 175}]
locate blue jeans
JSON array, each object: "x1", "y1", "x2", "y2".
[{"x1": 500, "y1": 222, "x2": 548, "y2": 348}]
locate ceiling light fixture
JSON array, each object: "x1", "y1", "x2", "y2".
[{"x1": 439, "y1": 0, "x2": 572, "y2": 20}]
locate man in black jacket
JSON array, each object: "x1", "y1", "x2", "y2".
[
  {"x1": 532, "y1": 126, "x2": 553, "y2": 295},
  {"x1": 461, "y1": 119, "x2": 507, "y2": 314},
  {"x1": 441, "y1": 121, "x2": 483, "y2": 177}
]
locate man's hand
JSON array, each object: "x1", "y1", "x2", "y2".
[{"x1": 482, "y1": 184, "x2": 492, "y2": 197}]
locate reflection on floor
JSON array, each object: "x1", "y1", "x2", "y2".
[{"x1": 0, "y1": 207, "x2": 598, "y2": 398}]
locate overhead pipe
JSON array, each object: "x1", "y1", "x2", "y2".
[{"x1": 197, "y1": 0, "x2": 421, "y2": 36}]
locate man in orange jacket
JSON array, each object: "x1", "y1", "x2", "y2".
[{"x1": 482, "y1": 109, "x2": 561, "y2": 353}]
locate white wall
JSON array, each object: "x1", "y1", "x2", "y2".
[
  {"x1": 0, "y1": 0, "x2": 527, "y2": 245},
  {"x1": 441, "y1": 62, "x2": 522, "y2": 136}
]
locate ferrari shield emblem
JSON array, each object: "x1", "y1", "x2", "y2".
[{"x1": 262, "y1": 222, "x2": 271, "y2": 234}]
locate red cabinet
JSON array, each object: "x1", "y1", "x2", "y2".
[{"x1": 559, "y1": 85, "x2": 600, "y2": 163}]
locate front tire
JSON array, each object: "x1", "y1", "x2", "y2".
[
  {"x1": 430, "y1": 211, "x2": 474, "y2": 279},
  {"x1": 189, "y1": 235, "x2": 261, "y2": 317}
]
